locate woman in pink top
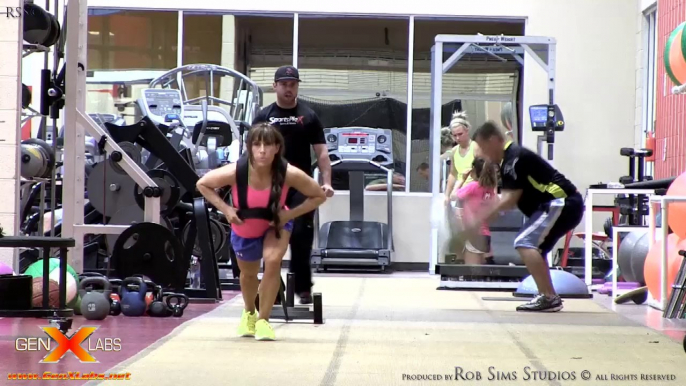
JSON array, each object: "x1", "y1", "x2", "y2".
[
  {"x1": 451, "y1": 157, "x2": 498, "y2": 264},
  {"x1": 196, "y1": 123, "x2": 326, "y2": 341}
]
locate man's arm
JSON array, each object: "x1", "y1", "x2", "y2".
[
  {"x1": 312, "y1": 144, "x2": 332, "y2": 185},
  {"x1": 309, "y1": 114, "x2": 332, "y2": 186},
  {"x1": 466, "y1": 189, "x2": 522, "y2": 228},
  {"x1": 468, "y1": 151, "x2": 524, "y2": 226}
]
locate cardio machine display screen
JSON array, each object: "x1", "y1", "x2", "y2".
[
  {"x1": 144, "y1": 90, "x2": 183, "y2": 116},
  {"x1": 529, "y1": 106, "x2": 548, "y2": 124},
  {"x1": 348, "y1": 138, "x2": 358, "y2": 144}
]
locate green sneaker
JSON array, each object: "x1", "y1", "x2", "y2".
[
  {"x1": 237, "y1": 309, "x2": 257, "y2": 337},
  {"x1": 255, "y1": 319, "x2": 275, "y2": 341}
]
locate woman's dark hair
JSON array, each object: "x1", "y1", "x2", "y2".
[
  {"x1": 245, "y1": 122, "x2": 287, "y2": 238},
  {"x1": 472, "y1": 157, "x2": 498, "y2": 190}
]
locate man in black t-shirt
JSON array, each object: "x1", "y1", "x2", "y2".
[
  {"x1": 468, "y1": 121, "x2": 584, "y2": 313},
  {"x1": 252, "y1": 65, "x2": 334, "y2": 304}
]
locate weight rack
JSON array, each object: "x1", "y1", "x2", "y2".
[{"x1": 0, "y1": 236, "x2": 75, "y2": 333}]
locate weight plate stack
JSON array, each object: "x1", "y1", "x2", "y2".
[
  {"x1": 105, "y1": 205, "x2": 175, "y2": 256},
  {"x1": 181, "y1": 218, "x2": 227, "y2": 257},
  {"x1": 109, "y1": 141, "x2": 143, "y2": 174},
  {"x1": 111, "y1": 222, "x2": 187, "y2": 291},
  {"x1": 133, "y1": 169, "x2": 181, "y2": 215},
  {"x1": 87, "y1": 161, "x2": 137, "y2": 217}
]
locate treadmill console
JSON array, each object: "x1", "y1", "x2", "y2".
[
  {"x1": 529, "y1": 104, "x2": 564, "y2": 132},
  {"x1": 325, "y1": 127, "x2": 393, "y2": 167},
  {"x1": 138, "y1": 89, "x2": 184, "y2": 124}
]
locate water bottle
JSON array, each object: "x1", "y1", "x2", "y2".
[{"x1": 190, "y1": 256, "x2": 201, "y2": 289}]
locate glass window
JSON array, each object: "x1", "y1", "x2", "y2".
[
  {"x1": 182, "y1": 13, "x2": 224, "y2": 100},
  {"x1": 235, "y1": 15, "x2": 295, "y2": 103},
  {"x1": 410, "y1": 19, "x2": 525, "y2": 192},
  {"x1": 296, "y1": 16, "x2": 409, "y2": 191},
  {"x1": 87, "y1": 10, "x2": 178, "y2": 71}
]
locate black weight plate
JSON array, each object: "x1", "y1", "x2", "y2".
[
  {"x1": 105, "y1": 205, "x2": 174, "y2": 255},
  {"x1": 110, "y1": 141, "x2": 142, "y2": 174},
  {"x1": 181, "y1": 218, "x2": 226, "y2": 256},
  {"x1": 22, "y1": 84, "x2": 32, "y2": 109},
  {"x1": 111, "y1": 222, "x2": 187, "y2": 291},
  {"x1": 23, "y1": 4, "x2": 51, "y2": 45},
  {"x1": 43, "y1": 14, "x2": 61, "y2": 48},
  {"x1": 87, "y1": 161, "x2": 137, "y2": 217},
  {"x1": 134, "y1": 169, "x2": 181, "y2": 215}
]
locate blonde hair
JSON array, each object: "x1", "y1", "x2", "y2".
[{"x1": 449, "y1": 111, "x2": 471, "y2": 132}]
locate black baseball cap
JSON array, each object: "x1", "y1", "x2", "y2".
[{"x1": 274, "y1": 65, "x2": 301, "y2": 82}]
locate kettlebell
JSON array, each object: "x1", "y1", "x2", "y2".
[
  {"x1": 108, "y1": 278, "x2": 122, "y2": 316},
  {"x1": 148, "y1": 287, "x2": 172, "y2": 317},
  {"x1": 73, "y1": 295, "x2": 82, "y2": 315},
  {"x1": 109, "y1": 278, "x2": 122, "y2": 295},
  {"x1": 166, "y1": 293, "x2": 189, "y2": 317},
  {"x1": 110, "y1": 293, "x2": 122, "y2": 316},
  {"x1": 78, "y1": 272, "x2": 106, "y2": 280},
  {"x1": 78, "y1": 277, "x2": 112, "y2": 320},
  {"x1": 120, "y1": 277, "x2": 148, "y2": 317}
]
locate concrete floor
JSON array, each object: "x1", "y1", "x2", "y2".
[{"x1": 58, "y1": 273, "x2": 686, "y2": 386}]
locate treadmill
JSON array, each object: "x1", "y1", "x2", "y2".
[{"x1": 311, "y1": 127, "x2": 394, "y2": 272}]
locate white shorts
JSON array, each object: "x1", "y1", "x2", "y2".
[{"x1": 463, "y1": 236, "x2": 491, "y2": 254}]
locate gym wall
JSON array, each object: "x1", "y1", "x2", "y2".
[
  {"x1": 16, "y1": 0, "x2": 644, "y2": 266},
  {"x1": 655, "y1": 0, "x2": 685, "y2": 178},
  {"x1": 0, "y1": 0, "x2": 23, "y2": 268}
]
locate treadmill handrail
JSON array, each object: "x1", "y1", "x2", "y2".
[
  {"x1": 312, "y1": 163, "x2": 393, "y2": 254},
  {"x1": 329, "y1": 158, "x2": 394, "y2": 173}
]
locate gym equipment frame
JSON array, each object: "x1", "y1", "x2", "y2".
[
  {"x1": 647, "y1": 194, "x2": 686, "y2": 312},
  {"x1": 62, "y1": 0, "x2": 162, "y2": 273},
  {"x1": 255, "y1": 273, "x2": 324, "y2": 324},
  {"x1": 583, "y1": 189, "x2": 656, "y2": 286},
  {"x1": 0, "y1": 236, "x2": 75, "y2": 335},
  {"x1": 429, "y1": 34, "x2": 557, "y2": 283}
]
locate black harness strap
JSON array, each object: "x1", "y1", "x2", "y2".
[{"x1": 234, "y1": 154, "x2": 288, "y2": 221}]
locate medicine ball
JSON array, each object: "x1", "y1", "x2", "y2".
[{"x1": 617, "y1": 230, "x2": 647, "y2": 283}]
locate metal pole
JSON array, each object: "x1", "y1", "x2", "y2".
[
  {"x1": 404, "y1": 16, "x2": 414, "y2": 193},
  {"x1": 429, "y1": 42, "x2": 443, "y2": 274},
  {"x1": 292, "y1": 13, "x2": 299, "y2": 68},
  {"x1": 177, "y1": 11, "x2": 184, "y2": 67}
]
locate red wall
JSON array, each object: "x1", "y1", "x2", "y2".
[{"x1": 656, "y1": 0, "x2": 686, "y2": 178}]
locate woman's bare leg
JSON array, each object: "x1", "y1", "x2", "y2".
[
  {"x1": 464, "y1": 250, "x2": 485, "y2": 265},
  {"x1": 258, "y1": 229, "x2": 291, "y2": 321},
  {"x1": 237, "y1": 259, "x2": 261, "y2": 312}
]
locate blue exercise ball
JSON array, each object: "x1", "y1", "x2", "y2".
[{"x1": 514, "y1": 269, "x2": 591, "y2": 298}]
